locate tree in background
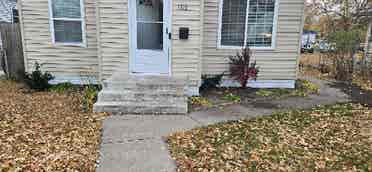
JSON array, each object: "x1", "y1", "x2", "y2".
[
  {"x1": 327, "y1": 30, "x2": 360, "y2": 80},
  {"x1": 311, "y1": 0, "x2": 369, "y2": 31},
  {"x1": 305, "y1": 0, "x2": 370, "y2": 81},
  {"x1": 303, "y1": 2, "x2": 320, "y2": 32}
]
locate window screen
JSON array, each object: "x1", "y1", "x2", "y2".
[
  {"x1": 220, "y1": 0, "x2": 247, "y2": 46},
  {"x1": 50, "y1": 0, "x2": 84, "y2": 44},
  {"x1": 54, "y1": 21, "x2": 83, "y2": 43},
  {"x1": 220, "y1": 0, "x2": 276, "y2": 48}
]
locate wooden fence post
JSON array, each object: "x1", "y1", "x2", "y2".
[{"x1": 0, "y1": 23, "x2": 25, "y2": 80}]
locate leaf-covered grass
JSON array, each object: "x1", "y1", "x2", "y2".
[
  {"x1": 0, "y1": 80, "x2": 108, "y2": 171},
  {"x1": 167, "y1": 104, "x2": 372, "y2": 172},
  {"x1": 353, "y1": 75, "x2": 372, "y2": 91}
]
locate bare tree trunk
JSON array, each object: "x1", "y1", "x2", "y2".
[{"x1": 363, "y1": 20, "x2": 372, "y2": 67}]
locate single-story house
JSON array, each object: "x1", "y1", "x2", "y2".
[
  {"x1": 0, "y1": 0, "x2": 17, "y2": 23},
  {"x1": 18, "y1": 0, "x2": 305, "y2": 114}
]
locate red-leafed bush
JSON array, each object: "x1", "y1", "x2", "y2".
[{"x1": 228, "y1": 47, "x2": 259, "y2": 88}]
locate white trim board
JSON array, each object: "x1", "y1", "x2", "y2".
[
  {"x1": 220, "y1": 79, "x2": 296, "y2": 89},
  {"x1": 49, "y1": 75, "x2": 201, "y2": 96},
  {"x1": 49, "y1": 77, "x2": 295, "y2": 96},
  {"x1": 49, "y1": 76, "x2": 99, "y2": 85}
]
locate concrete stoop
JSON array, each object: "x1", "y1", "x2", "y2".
[{"x1": 94, "y1": 74, "x2": 188, "y2": 114}]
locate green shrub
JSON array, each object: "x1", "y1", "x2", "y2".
[
  {"x1": 327, "y1": 30, "x2": 360, "y2": 81},
  {"x1": 82, "y1": 85, "x2": 101, "y2": 112},
  {"x1": 297, "y1": 79, "x2": 320, "y2": 94},
  {"x1": 200, "y1": 73, "x2": 224, "y2": 92},
  {"x1": 49, "y1": 82, "x2": 75, "y2": 93},
  {"x1": 24, "y1": 62, "x2": 54, "y2": 91},
  {"x1": 223, "y1": 93, "x2": 241, "y2": 103}
]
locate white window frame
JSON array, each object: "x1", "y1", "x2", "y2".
[
  {"x1": 48, "y1": 0, "x2": 86, "y2": 47},
  {"x1": 217, "y1": 0, "x2": 279, "y2": 50}
]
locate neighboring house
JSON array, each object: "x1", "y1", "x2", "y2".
[
  {"x1": 0, "y1": 0, "x2": 17, "y2": 23},
  {"x1": 0, "y1": 0, "x2": 17, "y2": 50},
  {"x1": 18, "y1": 0, "x2": 305, "y2": 113}
]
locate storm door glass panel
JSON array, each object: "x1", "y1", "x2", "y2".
[
  {"x1": 137, "y1": 0, "x2": 164, "y2": 50},
  {"x1": 220, "y1": 0, "x2": 247, "y2": 46},
  {"x1": 246, "y1": 0, "x2": 275, "y2": 47}
]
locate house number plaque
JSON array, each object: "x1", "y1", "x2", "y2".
[{"x1": 177, "y1": 4, "x2": 189, "y2": 11}]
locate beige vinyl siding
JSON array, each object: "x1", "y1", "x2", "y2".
[
  {"x1": 97, "y1": 0, "x2": 129, "y2": 79},
  {"x1": 171, "y1": 0, "x2": 203, "y2": 87},
  {"x1": 20, "y1": 0, "x2": 99, "y2": 80},
  {"x1": 202, "y1": 0, "x2": 304, "y2": 80}
]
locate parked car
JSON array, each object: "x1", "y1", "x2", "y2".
[
  {"x1": 317, "y1": 40, "x2": 335, "y2": 53},
  {"x1": 301, "y1": 43, "x2": 314, "y2": 53}
]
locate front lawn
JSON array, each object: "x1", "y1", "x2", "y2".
[
  {"x1": 168, "y1": 104, "x2": 372, "y2": 171},
  {"x1": 0, "y1": 80, "x2": 108, "y2": 171}
]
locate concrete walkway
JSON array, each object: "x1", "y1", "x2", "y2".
[
  {"x1": 97, "y1": 115, "x2": 200, "y2": 172},
  {"x1": 96, "y1": 78, "x2": 349, "y2": 172},
  {"x1": 96, "y1": 106, "x2": 275, "y2": 172}
]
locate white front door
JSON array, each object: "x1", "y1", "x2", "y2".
[{"x1": 129, "y1": 0, "x2": 171, "y2": 74}]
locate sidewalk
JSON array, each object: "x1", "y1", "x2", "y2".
[
  {"x1": 96, "y1": 115, "x2": 200, "y2": 172},
  {"x1": 97, "y1": 78, "x2": 349, "y2": 172}
]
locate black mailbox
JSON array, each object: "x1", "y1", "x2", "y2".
[{"x1": 179, "y1": 27, "x2": 189, "y2": 40}]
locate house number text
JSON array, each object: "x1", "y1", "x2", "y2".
[{"x1": 177, "y1": 4, "x2": 188, "y2": 11}]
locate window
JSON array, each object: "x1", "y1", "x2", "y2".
[
  {"x1": 12, "y1": 8, "x2": 19, "y2": 23},
  {"x1": 49, "y1": 0, "x2": 85, "y2": 45},
  {"x1": 219, "y1": 0, "x2": 277, "y2": 48}
]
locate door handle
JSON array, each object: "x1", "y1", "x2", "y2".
[{"x1": 168, "y1": 33, "x2": 172, "y2": 40}]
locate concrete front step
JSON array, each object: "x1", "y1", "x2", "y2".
[
  {"x1": 102, "y1": 82, "x2": 185, "y2": 92},
  {"x1": 98, "y1": 91, "x2": 187, "y2": 102},
  {"x1": 94, "y1": 74, "x2": 189, "y2": 114},
  {"x1": 104, "y1": 80, "x2": 186, "y2": 86},
  {"x1": 108, "y1": 73, "x2": 187, "y2": 83},
  {"x1": 93, "y1": 102, "x2": 188, "y2": 114}
]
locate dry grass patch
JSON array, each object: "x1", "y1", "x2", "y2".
[
  {"x1": 0, "y1": 80, "x2": 108, "y2": 171},
  {"x1": 168, "y1": 104, "x2": 372, "y2": 172}
]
